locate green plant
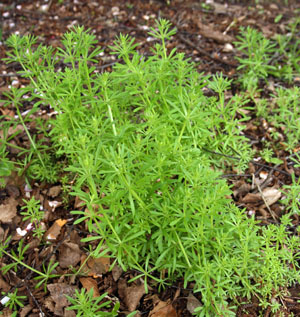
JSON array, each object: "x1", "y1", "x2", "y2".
[
  {"x1": 66, "y1": 288, "x2": 119, "y2": 316},
  {"x1": 1, "y1": 288, "x2": 27, "y2": 316},
  {"x1": 34, "y1": 260, "x2": 60, "y2": 292},
  {"x1": 234, "y1": 23, "x2": 300, "y2": 90},
  {"x1": 260, "y1": 143, "x2": 283, "y2": 165},
  {"x1": 281, "y1": 173, "x2": 300, "y2": 214},
  {"x1": 0, "y1": 147, "x2": 14, "y2": 187},
  {"x1": 274, "y1": 18, "x2": 300, "y2": 82},
  {"x1": 20, "y1": 196, "x2": 45, "y2": 238},
  {"x1": 0, "y1": 237, "x2": 60, "y2": 292},
  {"x1": 3, "y1": 20, "x2": 300, "y2": 315},
  {"x1": 234, "y1": 26, "x2": 276, "y2": 90},
  {"x1": 0, "y1": 86, "x2": 59, "y2": 183},
  {"x1": 269, "y1": 86, "x2": 300, "y2": 152}
]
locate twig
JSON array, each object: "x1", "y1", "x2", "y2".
[
  {"x1": 177, "y1": 33, "x2": 237, "y2": 67},
  {"x1": 24, "y1": 282, "x2": 44, "y2": 316},
  {"x1": 253, "y1": 175, "x2": 278, "y2": 223}
]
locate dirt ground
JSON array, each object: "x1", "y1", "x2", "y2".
[{"x1": 1, "y1": 0, "x2": 300, "y2": 316}]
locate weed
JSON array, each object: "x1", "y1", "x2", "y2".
[
  {"x1": 66, "y1": 289, "x2": 119, "y2": 316},
  {"x1": 2, "y1": 19, "x2": 300, "y2": 315},
  {"x1": 235, "y1": 23, "x2": 300, "y2": 90},
  {"x1": 20, "y1": 196, "x2": 45, "y2": 238},
  {"x1": 281, "y1": 173, "x2": 300, "y2": 214},
  {"x1": 270, "y1": 87, "x2": 300, "y2": 152},
  {"x1": 1, "y1": 288, "x2": 26, "y2": 316},
  {"x1": 234, "y1": 26, "x2": 276, "y2": 90},
  {"x1": 0, "y1": 237, "x2": 60, "y2": 292}
]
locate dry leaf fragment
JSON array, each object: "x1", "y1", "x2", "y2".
[
  {"x1": 47, "y1": 283, "x2": 77, "y2": 316},
  {"x1": 149, "y1": 299, "x2": 177, "y2": 317},
  {"x1": 112, "y1": 264, "x2": 123, "y2": 281},
  {"x1": 196, "y1": 21, "x2": 234, "y2": 43},
  {"x1": 79, "y1": 277, "x2": 100, "y2": 297},
  {"x1": 44, "y1": 219, "x2": 67, "y2": 241},
  {"x1": 48, "y1": 185, "x2": 62, "y2": 198},
  {"x1": 0, "y1": 196, "x2": 18, "y2": 223},
  {"x1": 186, "y1": 293, "x2": 202, "y2": 315},
  {"x1": 261, "y1": 187, "x2": 281, "y2": 206},
  {"x1": 86, "y1": 256, "x2": 110, "y2": 276},
  {"x1": 48, "y1": 200, "x2": 62, "y2": 211},
  {"x1": 242, "y1": 192, "x2": 261, "y2": 204},
  {"x1": 211, "y1": 2, "x2": 228, "y2": 14},
  {"x1": 118, "y1": 279, "x2": 146, "y2": 312},
  {"x1": 0, "y1": 276, "x2": 10, "y2": 292},
  {"x1": 59, "y1": 242, "x2": 81, "y2": 268},
  {"x1": 19, "y1": 304, "x2": 33, "y2": 317}
]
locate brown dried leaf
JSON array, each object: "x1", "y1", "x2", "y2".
[
  {"x1": 149, "y1": 299, "x2": 177, "y2": 317},
  {"x1": 242, "y1": 192, "x2": 262, "y2": 204},
  {"x1": 1, "y1": 307, "x2": 13, "y2": 317},
  {"x1": 118, "y1": 279, "x2": 146, "y2": 312},
  {"x1": 48, "y1": 185, "x2": 62, "y2": 198},
  {"x1": 0, "y1": 196, "x2": 18, "y2": 223},
  {"x1": 0, "y1": 124, "x2": 24, "y2": 139},
  {"x1": 44, "y1": 219, "x2": 67, "y2": 241},
  {"x1": 64, "y1": 310, "x2": 76, "y2": 317},
  {"x1": 111, "y1": 264, "x2": 123, "y2": 281},
  {"x1": 186, "y1": 293, "x2": 202, "y2": 315},
  {"x1": 86, "y1": 256, "x2": 110, "y2": 276},
  {"x1": 59, "y1": 242, "x2": 81, "y2": 269},
  {"x1": 0, "y1": 276, "x2": 10, "y2": 292},
  {"x1": 47, "y1": 283, "x2": 77, "y2": 316},
  {"x1": 79, "y1": 277, "x2": 100, "y2": 297},
  {"x1": 19, "y1": 304, "x2": 33, "y2": 317},
  {"x1": 196, "y1": 21, "x2": 234, "y2": 43}
]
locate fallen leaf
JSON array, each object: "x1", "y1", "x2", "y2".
[
  {"x1": 111, "y1": 264, "x2": 123, "y2": 281},
  {"x1": 59, "y1": 242, "x2": 81, "y2": 268},
  {"x1": 0, "y1": 276, "x2": 10, "y2": 292},
  {"x1": 0, "y1": 124, "x2": 24, "y2": 139},
  {"x1": 262, "y1": 187, "x2": 281, "y2": 206},
  {"x1": 47, "y1": 200, "x2": 62, "y2": 211},
  {"x1": 149, "y1": 299, "x2": 177, "y2": 317},
  {"x1": 211, "y1": 2, "x2": 228, "y2": 14},
  {"x1": 196, "y1": 21, "x2": 234, "y2": 43},
  {"x1": 20, "y1": 305, "x2": 33, "y2": 317},
  {"x1": 242, "y1": 192, "x2": 261, "y2": 204},
  {"x1": 86, "y1": 255, "x2": 110, "y2": 276},
  {"x1": 47, "y1": 283, "x2": 77, "y2": 316},
  {"x1": 186, "y1": 293, "x2": 202, "y2": 315},
  {"x1": 0, "y1": 196, "x2": 18, "y2": 223},
  {"x1": 64, "y1": 310, "x2": 76, "y2": 317},
  {"x1": 79, "y1": 277, "x2": 100, "y2": 297},
  {"x1": 44, "y1": 219, "x2": 67, "y2": 241},
  {"x1": 118, "y1": 278, "x2": 146, "y2": 312},
  {"x1": 48, "y1": 185, "x2": 62, "y2": 198}
]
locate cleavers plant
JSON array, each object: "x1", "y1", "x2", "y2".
[{"x1": 2, "y1": 19, "x2": 300, "y2": 315}]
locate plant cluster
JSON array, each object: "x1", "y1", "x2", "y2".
[
  {"x1": 234, "y1": 19, "x2": 300, "y2": 92},
  {"x1": 1, "y1": 19, "x2": 300, "y2": 315}
]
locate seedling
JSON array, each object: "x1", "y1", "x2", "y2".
[
  {"x1": 1, "y1": 288, "x2": 26, "y2": 317},
  {"x1": 20, "y1": 196, "x2": 45, "y2": 238},
  {"x1": 66, "y1": 289, "x2": 119, "y2": 316}
]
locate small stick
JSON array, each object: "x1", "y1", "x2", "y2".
[
  {"x1": 24, "y1": 282, "x2": 45, "y2": 316},
  {"x1": 253, "y1": 175, "x2": 278, "y2": 223}
]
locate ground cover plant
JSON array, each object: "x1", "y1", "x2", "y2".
[{"x1": 1, "y1": 2, "x2": 300, "y2": 316}]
